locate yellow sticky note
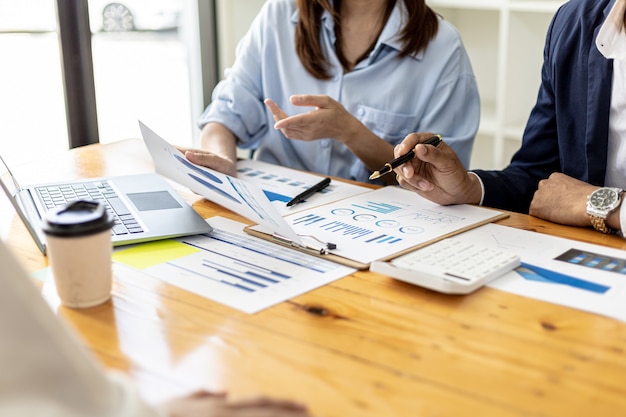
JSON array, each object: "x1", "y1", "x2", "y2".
[{"x1": 113, "y1": 240, "x2": 200, "y2": 270}]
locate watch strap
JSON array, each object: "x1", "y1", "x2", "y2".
[{"x1": 589, "y1": 215, "x2": 619, "y2": 234}]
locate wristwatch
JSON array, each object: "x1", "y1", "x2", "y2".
[{"x1": 586, "y1": 187, "x2": 623, "y2": 234}]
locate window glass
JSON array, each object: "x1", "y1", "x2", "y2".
[
  {"x1": 89, "y1": 0, "x2": 193, "y2": 146},
  {"x1": 0, "y1": 0, "x2": 193, "y2": 169},
  {"x1": 0, "y1": 0, "x2": 66, "y2": 165}
]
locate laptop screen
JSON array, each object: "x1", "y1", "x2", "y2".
[{"x1": 0, "y1": 154, "x2": 22, "y2": 199}]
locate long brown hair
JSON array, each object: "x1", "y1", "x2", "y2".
[{"x1": 295, "y1": 0, "x2": 439, "y2": 79}]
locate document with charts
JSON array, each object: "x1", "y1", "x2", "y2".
[
  {"x1": 112, "y1": 216, "x2": 356, "y2": 314},
  {"x1": 139, "y1": 121, "x2": 506, "y2": 268},
  {"x1": 235, "y1": 158, "x2": 370, "y2": 216},
  {"x1": 247, "y1": 186, "x2": 508, "y2": 269},
  {"x1": 452, "y1": 223, "x2": 626, "y2": 322},
  {"x1": 140, "y1": 121, "x2": 300, "y2": 243},
  {"x1": 140, "y1": 121, "x2": 369, "y2": 247}
]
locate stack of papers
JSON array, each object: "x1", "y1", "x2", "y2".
[{"x1": 140, "y1": 122, "x2": 506, "y2": 269}]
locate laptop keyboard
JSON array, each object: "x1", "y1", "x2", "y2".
[{"x1": 35, "y1": 180, "x2": 144, "y2": 236}]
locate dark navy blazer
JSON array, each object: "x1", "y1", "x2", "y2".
[{"x1": 473, "y1": 0, "x2": 616, "y2": 213}]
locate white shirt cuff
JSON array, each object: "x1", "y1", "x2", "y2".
[
  {"x1": 619, "y1": 200, "x2": 626, "y2": 237},
  {"x1": 468, "y1": 171, "x2": 485, "y2": 205}
]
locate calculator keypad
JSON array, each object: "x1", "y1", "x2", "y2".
[{"x1": 370, "y1": 238, "x2": 521, "y2": 294}]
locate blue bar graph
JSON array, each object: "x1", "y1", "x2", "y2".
[
  {"x1": 555, "y1": 248, "x2": 626, "y2": 275},
  {"x1": 320, "y1": 220, "x2": 372, "y2": 239},
  {"x1": 293, "y1": 213, "x2": 327, "y2": 226},
  {"x1": 365, "y1": 234, "x2": 402, "y2": 244},
  {"x1": 352, "y1": 201, "x2": 401, "y2": 214},
  {"x1": 184, "y1": 229, "x2": 334, "y2": 274},
  {"x1": 517, "y1": 263, "x2": 610, "y2": 294}
]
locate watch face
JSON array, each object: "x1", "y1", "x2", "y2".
[{"x1": 589, "y1": 188, "x2": 620, "y2": 210}]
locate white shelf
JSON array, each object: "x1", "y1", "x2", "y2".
[
  {"x1": 429, "y1": 0, "x2": 567, "y2": 169},
  {"x1": 509, "y1": 1, "x2": 565, "y2": 13},
  {"x1": 503, "y1": 124, "x2": 526, "y2": 140},
  {"x1": 427, "y1": 0, "x2": 503, "y2": 10},
  {"x1": 428, "y1": 0, "x2": 565, "y2": 13},
  {"x1": 478, "y1": 101, "x2": 497, "y2": 136}
]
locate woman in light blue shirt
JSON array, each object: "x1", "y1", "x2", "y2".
[{"x1": 186, "y1": 0, "x2": 479, "y2": 184}]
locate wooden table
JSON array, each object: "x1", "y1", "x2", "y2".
[{"x1": 3, "y1": 139, "x2": 626, "y2": 417}]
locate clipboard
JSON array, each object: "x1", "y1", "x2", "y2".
[
  {"x1": 244, "y1": 215, "x2": 508, "y2": 270},
  {"x1": 244, "y1": 188, "x2": 509, "y2": 270},
  {"x1": 244, "y1": 225, "x2": 371, "y2": 269}
]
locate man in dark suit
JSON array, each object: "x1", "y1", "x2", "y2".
[{"x1": 395, "y1": 0, "x2": 626, "y2": 236}]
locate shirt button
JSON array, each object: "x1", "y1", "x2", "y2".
[
  {"x1": 321, "y1": 140, "x2": 330, "y2": 148},
  {"x1": 357, "y1": 108, "x2": 365, "y2": 117}
]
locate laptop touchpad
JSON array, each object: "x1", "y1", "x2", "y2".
[{"x1": 126, "y1": 191, "x2": 182, "y2": 211}]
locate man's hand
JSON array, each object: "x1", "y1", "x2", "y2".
[
  {"x1": 394, "y1": 132, "x2": 482, "y2": 205},
  {"x1": 530, "y1": 173, "x2": 596, "y2": 226}
]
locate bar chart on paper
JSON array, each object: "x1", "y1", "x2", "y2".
[
  {"x1": 113, "y1": 216, "x2": 355, "y2": 314},
  {"x1": 283, "y1": 186, "x2": 506, "y2": 265},
  {"x1": 447, "y1": 223, "x2": 626, "y2": 321},
  {"x1": 236, "y1": 159, "x2": 369, "y2": 215}
]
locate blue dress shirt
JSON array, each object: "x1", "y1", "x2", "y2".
[{"x1": 199, "y1": 0, "x2": 479, "y2": 183}]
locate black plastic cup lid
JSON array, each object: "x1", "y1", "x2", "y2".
[{"x1": 42, "y1": 200, "x2": 114, "y2": 237}]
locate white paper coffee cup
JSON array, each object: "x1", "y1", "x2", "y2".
[{"x1": 42, "y1": 200, "x2": 114, "y2": 308}]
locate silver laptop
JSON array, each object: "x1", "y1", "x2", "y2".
[{"x1": 0, "y1": 154, "x2": 212, "y2": 255}]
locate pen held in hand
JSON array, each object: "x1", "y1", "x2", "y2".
[
  {"x1": 369, "y1": 134, "x2": 442, "y2": 180},
  {"x1": 286, "y1": 177, "x2": 332, "y2": 207}
]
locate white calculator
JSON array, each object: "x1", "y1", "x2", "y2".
[{"x1": 370, "y1": 237, "x2": 521, "y2": 294}]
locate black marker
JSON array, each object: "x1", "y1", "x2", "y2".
[
  {"x1": 286, "y1": 177, "x2": 331, "y2": 207},
  {"x1": 369, "y1": 134, "x2": 442, "y2": 180}
]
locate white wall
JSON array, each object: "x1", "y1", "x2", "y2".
[
  {"x1": 213, "y1": 0, "x2": 266, "y2": 157},
  {"x1": 216, "y1": 0, "x2": 266, "y2": 75}
]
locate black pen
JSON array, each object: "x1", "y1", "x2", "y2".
[
  {"x1": 286, "y1": 177, "x2": 331, "y2": 207},
  {"x1": 369, "y1": 134, "x2": 442, "y2": 180}
]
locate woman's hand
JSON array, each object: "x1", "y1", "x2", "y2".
[
  {"x1": 163, "y1": 391, "x2": 312, "y2": 417},
  {"x1": 177, "y1": 146, "x2": 238, "y2": 178},
  {"x1": 265, "y1": 95, "x2": 358, "y2": 145}
]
